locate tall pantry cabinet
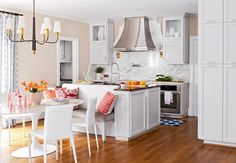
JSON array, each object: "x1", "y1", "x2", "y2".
[{"x1": 199, "y1": 0, "x2": 236, "y2": 145}]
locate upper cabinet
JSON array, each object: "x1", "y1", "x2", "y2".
[
  {"x1": 199, "y1": 0, "x2": 236, "y2": 23},
  {"x1": 199, "y1": 24, "x2": 223, "y2": 64},
  {"x1": 224, "y1": 23, "x2": 236, "y2": 63},
  {"x1": 224, "y1": 0, "x2": 236, "y2": 22},
  {"x1": 199, "y1": 0, "x2": 223, "y2": 23},
  {"x1": 163, "y1": 14, "x2": 189, "y2": 64},
  {"x1": 90, "y1": 19, "x2": 114, "y2": 64}
]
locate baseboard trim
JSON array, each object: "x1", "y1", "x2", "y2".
[
  {"x1": 204, "y1": 140, "x2": 236, "y2": 148},
  {"x1": 115, "y1": 124, "x2": 161, "y2": 142}
]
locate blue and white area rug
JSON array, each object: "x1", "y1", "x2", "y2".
[{"x1": 161, "y1": 119, "x2": 184, "y2": 126}]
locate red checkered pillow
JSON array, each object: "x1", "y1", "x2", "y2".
[
  {"x1": 97, "y1": 92, "x2": 117, "y2": 115},
  {"x1": 55, "y1": 88, "x2": 79, "y2": 99}
]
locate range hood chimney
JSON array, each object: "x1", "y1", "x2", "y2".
[{"x1": 114, "y1": 16, "x2": 156, "y2": 52}]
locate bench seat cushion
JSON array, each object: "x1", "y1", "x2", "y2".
[{"x1": 73, "y1": 108, "x2": 114, "y2": 122}]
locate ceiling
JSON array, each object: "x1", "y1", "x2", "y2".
[{"x1": 0, "y1": 0, "x2": 198, "y2": 22}]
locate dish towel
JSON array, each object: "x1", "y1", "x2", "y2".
[{"x1": 164, "y1": 92, "x2": 173, "y2": 105}]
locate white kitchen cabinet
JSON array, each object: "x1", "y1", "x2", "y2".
[
  {"x1": 199, "y1": 0, "x2": 223, "y2": 23},
  {"x1": 224, "y1": 0, "x2": 236, "y2": 22},
  {"x1": 130, "y1": 91, "x2": 146, "y2": 136},
  {"x1": 114, "y1": 93, "x2": 130, "y2": 138},
  {"x1": 163, "y1": 40, "x2": 184, "y2": 64},
  {"x1": 224, "y1": 23, "x2": 236, "y2": 63},
  {"x1": 223, "y1": 64, "x2": 236, "y2": 143},
  {"x1": 198, "y1": 64, "x2": 223, "y2": 141},
  {"x1": 90, "y1": 19, "x2": 114, "y2": 64},
  {"x1": 146, "y1": 88, "x2": 160, "y2": 129},
  {"x1": 199, "y1": 24, "x2": 223, "y2": 64},
  {"x1": 199, "y1": 0, "x2": 236, "y2": 146},
  {"x1": 115, "y1": 88, "x2": 161, "y2": 140},
  {"x1": 163, "y1": 14, "x2": 189, "y2": 64},
  {"x1": 222, "y1": 24, "x2": 236, "y2": 143}
]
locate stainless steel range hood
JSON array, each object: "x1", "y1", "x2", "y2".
[{"x1": 113, "y1": 16, "x2": 156, "y2": 52}]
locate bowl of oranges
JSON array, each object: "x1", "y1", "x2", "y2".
[{"x1": 126, "y1": 80, "x2": 147, "y2": 88}]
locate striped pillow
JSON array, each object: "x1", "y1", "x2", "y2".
[{"x1": 97, "y1": 92, "x2": 117, "y2": 115}]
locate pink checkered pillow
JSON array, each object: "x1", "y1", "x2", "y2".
[
  {"x1": 97, "y1": 92, "x2": 117, "y2": 115},
  {"x1": 55, "y1": 87, "x2": 79, "y2": 99}
]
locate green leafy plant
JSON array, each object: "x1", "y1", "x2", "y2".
[
  {"x1": 156, "y1": 74, "x2": 173, "y2": 81},
  {"x1": 95, "y1": 66, "x2": 104, "y2": 73}
]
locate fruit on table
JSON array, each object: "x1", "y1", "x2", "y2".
[
  {"x1": 140, "y1": 81, "x2": 146, "y2": 85},
  {"x1": 132, "y1": 81, "x2": 140, "y2": 85},
  {"x1": 126, "y1": 81, "x2": 133, "y2": 85},
  {"x1": 126, "y1": 80, "x2": 147, "y2": 86}
]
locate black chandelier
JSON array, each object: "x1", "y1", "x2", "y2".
[{"x1": 5, "y1": 0, "x2": 61, "y2": 54}]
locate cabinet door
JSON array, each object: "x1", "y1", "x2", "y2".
[
  {"x1": 223, "y1": 64, "x2": 236, "y2": 143},
  {"x1": 198, "y1": 64, "x2": 223, "y2": 141},
  {"x1": 224, "y1": 23, "x2": 236, "y2": 63},
  {"x1": 130, "y1": 91, "x2": 146, "y2": 136},
  {"x1": 199, "y1": 24, "x2": 223, "y2": 64},
  {"x1": 224, "y1": 0, "x2": 236, "y2": 22},
  {"x1": 146, "y1": 88, "x2": 160, "y2": 129},
  {"x1": 90, "y1": 41, "x2": 107, "y2": 64},
  {"x1": 199, "y1": 0, "x2": 223, "y2": 23},
  {"x1": 163, "y1": 40, "x2": 184, "y2": 64},
  {"x1": 114, "y1": 93, "x2": 130, "y2": 138}
]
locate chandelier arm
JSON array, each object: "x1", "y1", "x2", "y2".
[
  {"x1": 8, "y1": 37, "x2": 24, "y2": 43},
  {"x1": 45, "y1": 34, "x2": 60, "y2": 44},
  {"x1": 36, "y1": 40, "x2": 46, "y2": 45},
  {"x1": 22, "y1": 38, "x2": 34, "y2": 42}
]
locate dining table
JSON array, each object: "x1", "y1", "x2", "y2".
[{"x1": 1, "y1": 98, "x2": 84, "y2": 158}]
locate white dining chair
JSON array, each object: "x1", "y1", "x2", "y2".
[
  {"x1": 0, "y1": 92, "x2": 26, "y2": 146},
  {"x1": 28, "y1": 104, "x2": 77, "y2": 163},
  {"x1": 72, "y1": 97, "x2": 99, "y2": 157}
]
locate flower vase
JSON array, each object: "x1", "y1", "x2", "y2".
[{"x1": 31, "y1": 92, "x2": 42, "y2": 105}]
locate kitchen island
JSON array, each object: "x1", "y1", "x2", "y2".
[
  {"x1": 114, "y1": 87, "x2": 160, "y2": 141},
  {"x1": 63, "y1": 84, "x2": 161, "y2": 141}
]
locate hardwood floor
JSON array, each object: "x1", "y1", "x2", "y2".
[{"x1": 1, "y1": 117, "x2": 236, "y2": 163}]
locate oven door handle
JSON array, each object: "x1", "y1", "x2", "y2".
[{"x1": 160, "y1": 91, "x2": 181, "y2": 94}]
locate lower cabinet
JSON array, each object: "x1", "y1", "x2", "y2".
[
  {"x1": 223, "y1": 64, "x2": 236, "y2": 143},
  {"x1": 115, "y1": 88, "x2": 161, "y2": 139},
  {"x1": 146, "y1": 88, "x2": 160, "y2": 129},
  {"x1": 130, "y1": 91, "x2": 146, "y2": 136},
  {"x1": 198, "y1": 64, "x2": 223, "y2": 141}
]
